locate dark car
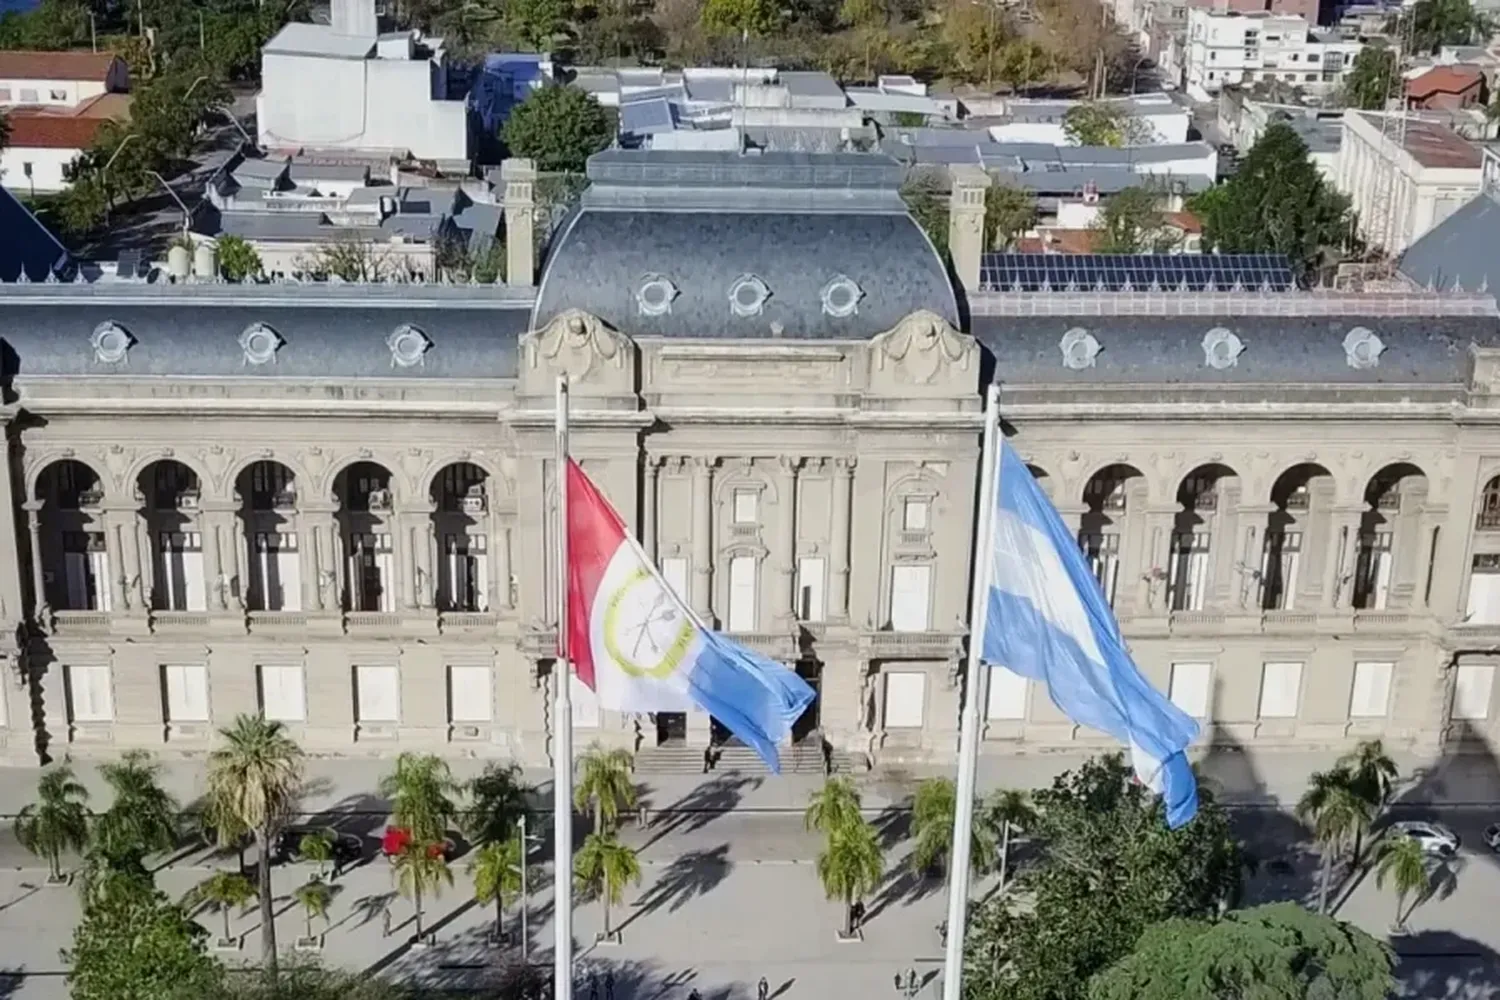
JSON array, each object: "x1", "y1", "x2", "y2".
[{"x1": 276, "y1": 826, "x2": 364, "y2": 866}]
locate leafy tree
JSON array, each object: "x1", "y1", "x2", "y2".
[
  {"x1": 1341, "y1": 46, "x2": 1398, "y2": 111},
  {"x1": 1296, "y1": 767, "x2": 1372, "y2": 914},
  {"x1": 1063, "y1": 102, "x2": 1153, "y2": 147},
  {"x1": 178, "y1": 965, "x2": 414, "y2": 1000},
  {"x1": 380, "y1": 753, "x2": 460, "y2": 845},
  {"x1": 1405, "y1": 0, "x2": 1486, "y2": 53},
  {"x1": 65, "y1": 870, "x2": 223, "y2": 1000},
  {"x1": 574, "y1": 831, "x2": 641, "y2": 939},
  {"x1": 15, "y1": 764, "x2": 91, "y2": 882},
  {"x1": 1093, "y1": 186, "x2": 1175, "y2": 253},
  {"x1": 902, "y1": 177, "x2": 950, "y2": 263},
  {"x1": 984, "y1": 181, "x2": 1034, "y2": 250},
  {"x1": 806, "y1": 775, "x2": 862, "y2": 836},
  {"x1": 1374, "y1": 834, "x2": 1429, "y2": 931},
  {"x1": 198, "y1": 790, "x2": 252, "y2": 873},
  {"x1": 187, "y1": 870, "x2": 256, "y2": 945},
  {"x1": 962, "y1": 754, "x2": 1243, "y2": 1000},
  {"x1": 503, "y1": 87, "x2": 614, "y2": 173},
  {"x1": 217, "y1": 234, "x2": 263, "y2": 282},
  {"x1": 391, "y1": 839, "x2": 454, "y2": 939},
  {"x1": 1339, "y1": 739, "x2": 1399, "y2": 863},
  {"x1": 816, "y1": 817, "x2": 883, "y2": 936},
  {"x1": 296, "y1": 828, "x2": 336, "y2": 881},
  {"x1": 96, "y1": 749, "x2": 180, "y2": 866},
  {"x1": 1192, "y1": 122, "x2": 1353, "y2": 276},
  {"x1": 470, "y1": 834, "x2": 529, "y2": 942},
  {"x1": 505, "y1": 0, "x2": 570, "y2": 51},
  {"x1": 574, "y1": 743, "x2": 637, "y2": 835},
  {"x1": 292, "y1": 879, "x2": 335, "y2": 941},
  {"x1": 996, "y1": 40, "x2": 1052, "y2": 93},
  {"x1": 701, "y1": 0, "x2": 779, "y2": 36},
  {"x1": 983, "y1": 788, "x2": 1035, "y2": 890},
  {"x1": 1088, "y1": 902, "x2": 1395, "y2": 1000},
  {"x1": 465, "y1": 761, "x2": 530, "y2": 847},
  {"x1": 205, "y1": 714, "x2": 305, "y2": 977},
  {"x1": 910, "y1": 777, "x2": 997, "y2": 881},
  {"x1": 302, "y1": 236, "x2": 392, "y2": 282}
]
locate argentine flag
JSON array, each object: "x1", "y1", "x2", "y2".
[{"x1": 980, "y1": 440, "x2": 1200, "y2": 828}]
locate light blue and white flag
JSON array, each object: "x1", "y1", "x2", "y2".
[{"x1": 979, "y1": 440, "x2": 1199, "y2": 828}]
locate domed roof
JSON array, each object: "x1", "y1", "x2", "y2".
[{"x1": 532, "y1": 150, "x2": 959, "y2": 339}]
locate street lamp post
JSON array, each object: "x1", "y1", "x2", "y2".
[
  {"x1": 147, "y1": 169, "x2": 194, "y2": 241},
  {"x1": 518, "y1": 811, "x2": 544, "y2": 965}
]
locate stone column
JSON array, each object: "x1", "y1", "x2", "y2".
[
  {"x1": 294, "y1": 509, "x2": 321, "y2": 612},
  {"x1": 1207, "y1": 484, "x2": 1242, "y2": 608},
  {"x1": 1234, "y1": 504, "x2": 1275, "y2": 611},
  {"x1": 777, "y1": 456, "x2": 800, "y2": 622},
  {"x1": 1134, "y1": 506, "x2": 1178, "y2": 614},
  {"x1": 494, "y1": 524, "x2": 513, "y2": 612},
  {"x1": 691, "y1": 457, "x2": 714, "y2": 618},
  {"x1": 501, "y1": 158, "x2": 536, "y2": 288},
  {"x1": 129, "y1": 511, "x2": 148, "y2": 610},
  {"x1": 305, "y1": 505, "x2": 339, "y2": 613},
  {"x1": 199, "y1": 507, "x2": 226, "y2": 611},
  {"x1": 829, "y1": 457, "x2": 855, "y2": 622},
  {"x1": 23, "y1": 502, "x2": 47, "y2": 623},
  {"x1": 643, "y1": 456, "x2": 660, "y2": 564},
  {"x1": 947, "y1": 164, "x2": 991, "y2": 295},
  {"x1": 98, "y1": 509, "x2": 128, "y2": 612},
  {"x1": 1321, "y1": 505, "x2": 1365, "y2": 611}
]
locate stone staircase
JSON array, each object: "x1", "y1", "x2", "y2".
[{"x1": 635, "y1": 738, "x2": 867, "y2": 775}]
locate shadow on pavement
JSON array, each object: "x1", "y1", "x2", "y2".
[
  {"x1": 637, "y1": 776, "x2": 764, "y2": 853},
  {"x1": 0, "y1": 968, "x2": 23, "y2": 999},
  {"x1": 619, "y1": 844, "x2": 733, "y2": 933},
  {"x1": 1395, "y1": 929, "x2": 1500, "y2": 999}
]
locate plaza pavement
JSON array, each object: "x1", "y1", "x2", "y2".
[{"x1": 1, "y1": 745, "x2": 1500, "y2": 998}]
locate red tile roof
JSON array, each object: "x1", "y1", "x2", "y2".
[
  {"x1": 1405, "y1": 65, "x2": 1484, "y2": 100},
  {"x1": 0, "y1": 50, "x2": 120, "y2": 83},
  {"x1": 5, "y1": 112, "x2": 111, "y2": 149}
]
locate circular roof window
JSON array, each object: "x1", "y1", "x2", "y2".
[
  {"x1": 91, "y1": 321, "x2": 135, "y2": 365},
  {"x1": 388, "y1": 324, "x2": 432, "y2": 368},
  {"x1": 239, "y1": 322, "x2": 285, "y2": 366},
  {"x1": 637, "y1": 275, "x2": 679, "y2": 317},
  {"x1": 728, "y1": 274, "x2": 771, "y2": 318},
  {"x1": 1059, "y1": 327, "x2": 1100, "y2": 370},
  {"x1": 821, "y1": 275, "x2": 864, "y2": 318},
  {"x1": 1343, "y1": 326, "x2": 1385, "y2": 370},
  {"x1": 1202, "y1": 327, "x2": 1244, "y2": 370}
]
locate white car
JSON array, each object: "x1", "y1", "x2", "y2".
[
  {"x1": 1390, "y1": 821, "x2": 1460, "y2": 855},
  {"x1": 1482, "y1": 823, "x2": 1500, "y2": 851}
]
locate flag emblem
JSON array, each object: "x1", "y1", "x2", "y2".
[{"x1": 600, "y1": 567, "x2": 695, "y2": 679}]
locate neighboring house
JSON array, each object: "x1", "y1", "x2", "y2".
[
  {"x1": 1217, "y1": 91, "x2": 1342, "y2": 178},
  {"x1": 0, "y1": 50, "x2": 128, "y2": 108},
  {"x1": 1337, "y1": 110, "x2": 1484, "y2": 255},
  {"x1": 1405, "y1": 65, "x2": 1485, "y2": 111},
  {"x1": 1400, "y1": 146, "x2": 1500, "y2": 290},
  {"x1": 1184, "y1": 9, "x2": 1364, "y2": 98},
  {"x1": 983, "y1": 94, "x2": 1190, "y2": 146},
  {"x1": 0, "y1": 93, "x2": 131, "y2": 193},
  {"x1": 256, "y1": 0, "x2": 468, "y2": 165}
]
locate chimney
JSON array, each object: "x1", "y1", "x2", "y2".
[
  {"x1": 501, "y1": 158, "x2": 537, "y2": 287},
  {"x1": 331, "y1": 0, "x2": 377, "y2": 37},
  {"x1": 947, "y1": 164, "x2": 992, "y2": 296}
]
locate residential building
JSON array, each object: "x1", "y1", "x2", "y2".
[
  {"x1": 1216, "y1": 91, "x2": 1342, "y2": 178},
  {"x1": 1184, "y1": 9, "x2": 1364, "y2": 98},
  {"x1": 982, "y1": 94, "x2": 1190, "y2": 146},
  {"x1": 1405, "y1": 65, "x2": 1486, "y2": 111},
  {"x1": 3, "y1": 150, "x2": 1500, "y2": 770},
  {"x1": 1337, "y1": 110, "x2": 1484, "y2": 254},
  {"x1": 0, "y1": 50, "x2": 128, "y2": 108},
  {"x1": 0, "y1": 93, "x2": 132, "y2": 194},
  {"x1": 1399, "y1": 145, "x2": 1500, "y2": 291},
  {"x1": 256, "y1": 0, "x2": 467, "y2": 165}
]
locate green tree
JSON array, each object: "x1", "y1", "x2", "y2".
[
  {"x1": 470, "y1": 834, "x2": 529, "y2": 942},
  {"x1": 391, "y1": 839, "x2": 454, "y2": 939},
  {"x1": 15, "y1": 764, "x2": 91, "y2": 882},
  {"x1": 1191, "y1": 121, "x2": 1353, "y2": 275},
  {"x1": 217, "y1": 234, "x2": 263, "y2": 282},
  {"x1": 816, "y1": 817, "x2": 883, "y2": 937},
  {"x1": 206, "y1": 714, "x2": 305, "y2": 977},
  {"x1": 1088, "y1": 902, "x2": 1395, "y2": 1000},
  {"x1": 984, "y1": 181, "x2": 1035, "y2": 250},
  {"x1": 502, "y1": 87, "x2": 614, "y2": 173},
  {"x1": 1341, "y1": 46, "x2": 1398, "y2": 110},
  {"x1": 198, "y1": 790, "x2": 252, "y2": 873},
  {"x1": 574, "y1": 831, "x2": 641, "y2": 939},
  {"x1": 1339, "y1": 739, "x2": 1399, "y2": 863},
  {"x1": 176, "y1": 965, "x2": 414, "y2": 1000},
  {"x1": 902, "y1": 176, "x2": 950, "y2": 263},
  {"x1": 1374, "y1": 834, "x2": 1429, "y2": 931},
  {"x1": 983, "y1": 788, "x2": 1035, "y2": 891},
  {"x1": 805, "y1": 775, "x2": 862, "y2": 836},
  {"x1": 1063, "y1": 102, "x2": 1153, "y2": 147},
  {"x1": 292, "y1": 879, "x2": 335, "y2": 941},
  {"x1": 505, "y1": 0, "x2": 570, "y2": 51},
  {"x1": 574, "y1": 743, "x2": 637, "y2": 835},
  {"x1": 700, "y1": 0, "x2": 778, "y2": 36},
  {"x1": 996, "y1": 40, "x2": 1052, "y2": 93},
  {"x1": 95, "y1": 749, "x2": 180, "y2": 866},
  {"x1": 1093, "y1": 186, "x2": 1174, "y2": 253},
  {"x1": 909, "y1": 777, "x2": 997, "y2": 882},
  {"x1": 1406, "y1": 0, "x2": 1486, "y2": 53},
  {"x1": 380, "y1": 753, "x2": 460, "y2": 845},
  {"x1": 295, "y1": 828, "x2": 336, "y2": 881},
  {"x1": 465, "y1": 761, "x2": 530, "y2": 847},
  {"x1": 304, "y1": 236, "x2": 391, "y2": 282},
  {"x1": 65, "y1": 871, "x2": 223, "y2": 1000},
  {"x1": 1296, "y1": 767, "x2": 1372, "y2": 915},
  {"x1": 187, "y1": 870, "x2": 256, "y2": 945}
]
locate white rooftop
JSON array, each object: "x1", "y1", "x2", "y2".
[{"x1": 263, "y1": 22, "x2": 376, "y2": 59}]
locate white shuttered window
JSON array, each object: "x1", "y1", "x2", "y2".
[
  {"x1": 884, "y1": 672, "x2": 926, "y2": 728},
  {"x1": 1349, "y1": 661, "x2": 1394, "y2": 718},
  {"x1": 354, "y1": 665, "x2": 400, "y2": 723},
  {"x1": 1454, "y1": 665, "x2": 1495, "y2": 720},
  {"x1": 1258, "y1": 662, "x2": 1304, "y2": 719},
  {"x1": 1168, "y1": 662, "x2": 1212, "y2": 718},
  {"x1": 986, "y1": 666, "x2": 1029, "y2": 720},
  {"x1": 163, "y1": 665, "x2": 209, "y2": 722},
  {"x1": 890, "y1": 564, "x2": 932, "y2": 632},
  {"x1": 67, "y1": 665, "x2": 113, "y2": 722},
  {"x1": 727, "y1": 556, "x2": 757, "y2": 632},
  {"x1": 797, "y1": 557, "x2": 826, "y2": 622},
  {"x1": 449, "y1": 665, "x2": 493, "y2": 723},
  {"x1": 258, "y1": 665, "x2": 306, "y2": 722}
]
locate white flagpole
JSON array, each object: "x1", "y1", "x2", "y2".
[
  {"x1": 940, "y1": 382, "x2": 1002, "y2": 1000},
  {"x1": 553, "y1": 375, "x2": 574, "y2": 1000}
]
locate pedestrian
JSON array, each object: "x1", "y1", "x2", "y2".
[
  {"x1": 850, "y1": 900, "x2": 866, "y2": 932},
  {"x1": 702, "y1": 747, "x2": 712, "y2": 774},
  {"x1": 589, "y1": 973, "x2": 600, "y2": 1000},
  {"x1": 758, "y1": 976, "x2": 769, "y2": 1000},
  {"x1": 381, "y1": 908, "x2": 392, "y2": 939},
  {"x1": 688, "y1": 991, "x2": 702, "y2": 1000},
  {"x1": 605, "y1": 970, "x2": 616, "y2": 1000}
]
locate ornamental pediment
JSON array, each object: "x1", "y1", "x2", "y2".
[
  {"x1": 520, "y1": 309, "x2": 636, "y2": 396},
  {"x1": 866, "y1": 310, "x2": 979, "y2": 396}
]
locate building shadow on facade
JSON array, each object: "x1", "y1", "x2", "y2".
[{"x1": 1394, "y1": 930, "x2": 1500, "y2": 1000}]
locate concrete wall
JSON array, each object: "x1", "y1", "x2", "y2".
[{"x1": 0, "y1": 145, "x2": 79, "y2": 193}]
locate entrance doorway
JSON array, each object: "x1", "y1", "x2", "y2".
[
  {"x1": 656, "y1": 712, "x2": 686, "y2": 745},
  {"x1": 792, "y1": 659, "x2": 822, "y2": 743}
]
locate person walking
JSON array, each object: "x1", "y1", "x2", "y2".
[
  {"x1": 605, "y1": 971, "x2": 616, "y2": 1000},
  {"x1": 758, "y1": 977, "x2": 770, "y2": 1000}
]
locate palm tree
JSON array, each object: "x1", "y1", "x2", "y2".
[
  {"x1": 574, "y1": 744, "x2": 637, "y2": 836},
  {"x1": 1375, "y1": 833, "x2": 1429, "y2": 932},
  {"x1": 95, "y1": 749, "x2": 180, "y2": 865},
  {"x1": 297, "y1": 828, "x2": 336, "y2": 881},
  {"x1": 983, "y1": 788, "x2": 1036, "y2": 890},
  {"x1": 1296, "y1": 767, "x2": 1373, "y2": 914},
  {"x1": 206, "y1": 714, "x2": 306, "y2": 976},
  {"x1": 908, "y1": 777, "x2": 997, "y2": 882},
  {"x1": 816, "y1": 818, "x2": 884, "y2": 938},
  {"x1": 189, "y1": 870, "x2": 257, "y2": 945},
  {"x1": 574, "y1": 831, "x2": 642, "y2": 940},
  {"x1": 466, "y1": 761, "x2": 530, "y2": 847},
  {"x1": 805, "y1": 775, "x2": 862, "y2": 836},
  {"x1": 380, "y1": 753, "x2": 460, "y2": 845},
  {"x1": 15, "y1": 765, "x2": 91, "y2": 882},
  {"x1": 293, "y1": 879, "x2": 335, "y2": 943},
  {"x1": 1339, "y1": 740, "x2": 1400, "y2": 861},
  {"x1": 470, "y1": 834, "x2": 527, "y2": 943},
  {"x1": 198, "y1": 792, "x2": 251, "y2": 873},
  {"x1": 391, "y1": 839, "x2": 454, "y2": 940}
]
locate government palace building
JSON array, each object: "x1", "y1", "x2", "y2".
[{"x1": 0, "y1": 149, "x2": 1498, "y2": 772}]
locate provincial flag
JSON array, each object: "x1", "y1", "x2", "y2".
[
  {"x1": 564, "y1": 459, "x2": 816, "y2": 771},
  {"x1": 979, "y1": 440, "x2": 1199, "y2": 828}
]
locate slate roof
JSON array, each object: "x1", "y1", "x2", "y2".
[
  {"x1": 0, "y1": 187, "x2": 70, "y2": 283},
  {"x1": 1399, "y1": 189, "x2": 1500, "y2": 292}
]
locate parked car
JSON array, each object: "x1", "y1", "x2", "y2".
[
  {"x1": 1389, "y1": 820, "x2": 1460, "y2": 855},
  {"x1": 1482, "y1": 823, "x2": 1500, "y2": 851},
  {"x1": 276, "y1": 826, "x2": 364, "y2": 866}
]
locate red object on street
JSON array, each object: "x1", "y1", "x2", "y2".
[{"x1": 382, "y1": 826, "x2": 412, "y2": 856}]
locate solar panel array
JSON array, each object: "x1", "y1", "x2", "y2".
[{"x1": 978, "y1": 253, "x2": 1298, "y2": 293}]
